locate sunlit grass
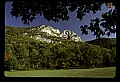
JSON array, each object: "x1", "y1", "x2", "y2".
[{"x1": 5, "y1": 67, "x2": 115, "y2": 78}]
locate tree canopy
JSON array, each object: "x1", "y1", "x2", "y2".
[{"x1": 10, "y1": 1, "x2": 117, "y2": 38}]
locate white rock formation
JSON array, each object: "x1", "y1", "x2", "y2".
[
  {"x1": 26, "y1": 25, "x2": 82, "y2": 43},
  {"x1": 62, "y1": 30, "x2": 81, "y2": 42},
  {"x1": 38, "y1": 25, "x2": 60, "y2": 37},
  {"x1": 33, "y1": 35, "x2": 53, "y2": 43}
]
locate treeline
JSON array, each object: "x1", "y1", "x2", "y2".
[
  {"x1": 86, "y1": 38, "x2": 116, "y2": 50},
  {"x1": 5, "y1": 26, "x2": 116, "y2": 71}
]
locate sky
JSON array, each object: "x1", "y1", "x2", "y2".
[{"x1": 5, "y1": 1, "x2": 116, "y2": 41}]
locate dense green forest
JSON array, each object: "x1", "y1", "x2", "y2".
[
  {"x1": 86, "y1": 38, "x2": 116, "y2": 50},
  {"x1": 5, "y1": 26, "x2": 116, "y2": 71}
]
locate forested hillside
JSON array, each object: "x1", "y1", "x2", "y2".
[
  {"x1": 86, "y1": 38, "x2": 116, "y2": 50},
  {"x1": 5, "y1": 26, "x2": 116, "y2": 71}
]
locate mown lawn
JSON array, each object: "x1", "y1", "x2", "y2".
[{"x1": 5, "y1": 67, "x2": 115, "y2": 78}]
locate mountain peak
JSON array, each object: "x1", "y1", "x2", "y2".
[{"x1": 31, "y1": 25, "x2": 82, "y2": 42}]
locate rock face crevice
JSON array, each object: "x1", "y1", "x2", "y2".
[{"x1": 25, "y1": 25, "x2": 82, "y2": 43}]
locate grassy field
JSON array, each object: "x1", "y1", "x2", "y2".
[{"x1": 5, "y1": 67, "x2": 115, "y2": 78}]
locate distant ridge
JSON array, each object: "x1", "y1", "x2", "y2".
[{"x1": 86, "y1": 38, "x2": 116, "y2": 50}]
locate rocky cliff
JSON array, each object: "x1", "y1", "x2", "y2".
[{"x1": 25, "y1": 25, "x2": 82, "y2": 43}]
